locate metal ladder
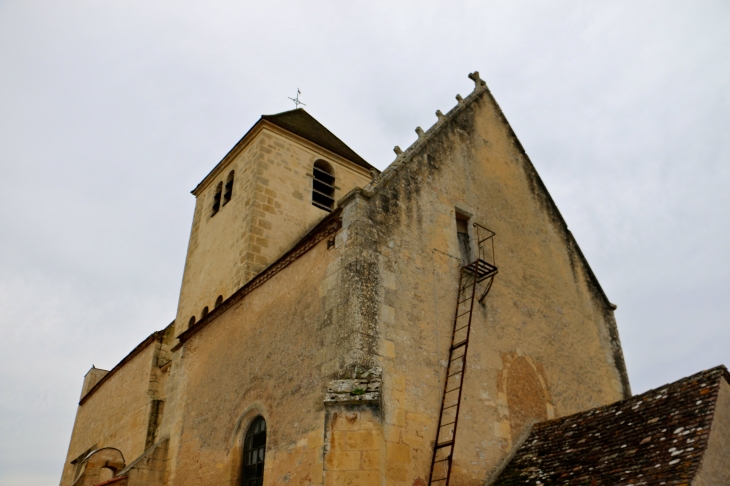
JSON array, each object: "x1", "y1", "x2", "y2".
[{"x1": 428, "y1": 225, "x2": 497, "y2": 486}]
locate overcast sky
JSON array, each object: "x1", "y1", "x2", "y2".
[{"x1": 1, "y1": 1, "x2": 728, "y2": 484}]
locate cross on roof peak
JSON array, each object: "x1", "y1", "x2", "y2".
[{"x1": 288, "y1": 88, "x2": 306, "y2": 109}]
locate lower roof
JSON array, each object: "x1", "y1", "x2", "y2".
[{"x1": 492, "y1": 365, "x2": 729, "y2": 485}]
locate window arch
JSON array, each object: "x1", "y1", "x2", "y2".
[
  {"x1": 212, "y1": 182, "x2": 223, "y2": 216},
  {"x1": 312, "y1": 160, "x2": 335, "y2": 212},
  {"x1": 242, "y1": 417, "x2": 266, "y2": 485},
  {"x1": 188, "y1": 316, "x2": 196, "y2": 328},
  {"x1": 215, "y1": 295, "x2": 223, "y2": 308},
  {"x1": 223, "y1": 171, "x2": 235, "y2": 205},
  {"x1": 201, "y1": 306, "x2": 209, "y2": 319}
]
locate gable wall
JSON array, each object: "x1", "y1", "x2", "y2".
[{"x1": 345, "y1": 85, "x2": 630, "y2": 484}]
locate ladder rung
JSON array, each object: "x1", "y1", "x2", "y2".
[
  {"x1": 456, "y1": 310, "x2": 471, "y2": 318},
  {"x1": 444, "y1": 386, "x2": 461, "y2": 394},
  {"x1": 453, "y1": 324, "x2": 469, "y2": 333},
  {"x1": 450, "y1": 354, "x2": 464, "y2": 362},
  {"x1": 442, "y1": 403, "x2": 458, "y2": 410},
  {"x1": 439, "y1": 421, "x2": 456, "y2": 427},
  {"x1": 450, "y1": 340, "x2": 467, "y2": 350},
  {"x1": 447, "y1": 369, "x2": 462, "y2": 378},
  {"x1": 432, "y1": 457, "x2": 450, "y2": 464},
  {"x1": 435, "y1": 440, "x2": 454, "y2": 449}
]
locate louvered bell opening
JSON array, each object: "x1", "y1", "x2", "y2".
[{"x1": 312, "y1": 166, "x2": 335, "y2": 212}]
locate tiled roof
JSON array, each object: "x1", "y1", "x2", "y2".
[
  {"x1": 193, "y1": 108, "x2": 374, "y2": 195},
  {"x1": 262, "y1": 109, "x2": 373, "y2": 171},
  {"x1": 492, "y1": 366, "x2": 729, "y2": 486}
]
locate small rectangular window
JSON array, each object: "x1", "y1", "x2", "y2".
[{"x1": 456, "y1": 211, "x2": 471, "y2": 264}]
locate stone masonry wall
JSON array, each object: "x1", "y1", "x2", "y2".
[
  {"x1": 164, "y1": 236, "x2": 355, "y2": 485},
  {"x1": 60, "y1": 338, "x2": 170, "y2": 486},
  {"x1": 240, "y1": 129, "x2": 371, "y2": 284},
  {"x1": 173, "y1": 125, "x2": 371, "y2": 338},
  {"x1": 160, "y1": 121, "x2": 372, "y2": 485},
  {"x1": 324, "y1": 405, "x2": 385, "y2": 486},
  {"x1": 61, "y1": 76, "x2": 635, "y2": 486},
  {"x1": 174, "y1": 134, "x2": 259, "y2": 336},
  {"x1": 336, "y1": 77, "x2": 631, "y2": 485}
]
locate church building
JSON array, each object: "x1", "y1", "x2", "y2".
[{"x1": 60, "y1": 72, "x2": 730, "y2": 486}]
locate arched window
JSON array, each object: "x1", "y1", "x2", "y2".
[
  {"x1": 242, "y1": 417, "x2": 266, "y2": 486},
  {"x1": 223, "y1": 171, "x2": 235, "y2": 205},
  {"x1": 188, "y1": 316, "x2": 196, "y2": 328},
  {"x1": 201, "y1": 306, "x2": 209, "y2": 319},
  {"x1": 215, "y1": 295, "x2": 223, "y2": 308},
  {"x1": 312, "y1": 160, "x2": 335, "y2": 212},
  {"x1": 212, "y1": 182, "x2": 223, "y2": 217}
]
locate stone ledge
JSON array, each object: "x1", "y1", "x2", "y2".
[{"x1": 325, "y1": 368, "x2": 382, "y2": 405}]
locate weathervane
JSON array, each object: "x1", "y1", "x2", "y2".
[{"x1": 288, "y1": 88, "x2": 306, "y2": 109}]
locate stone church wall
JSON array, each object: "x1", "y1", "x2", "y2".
[
  {"x1": 59, "y1": 82, "x2": 634, "y2": 486},
  {"x1": 337, "y1": 82, "x2": 631, "y2": 484},
  {"x1": 165, "y1": 236, "x2": 346, "y2": 485},
  {"x1": 174, "y1": 135, "x2": 260, "y2": 336},
  {"x1": 60, "y1": 338, "x2": 164, "y2": 486}
]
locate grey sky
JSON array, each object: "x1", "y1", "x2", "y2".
[{"x1": 1, "y1": 1, "x2": 728, "y2": 484}]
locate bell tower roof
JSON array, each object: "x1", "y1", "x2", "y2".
[
  {"x1": 261, "y1": 109, "x2": 373, "y2": 171},
  {"x1": 193, "y1": 108, "x2": 375, "y2": 196}
]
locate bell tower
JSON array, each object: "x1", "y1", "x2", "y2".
[{"x1": 173, "y1": 109, "x2": 375, "y2": 336}]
